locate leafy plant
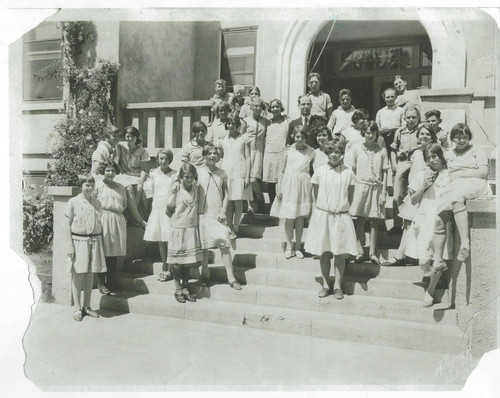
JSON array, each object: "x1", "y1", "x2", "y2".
[
  {"x1": 23, "y1": 188, "x2": 53, "y2": 255},
  {"x1": 45, "y1": 21, "x2": 119, "y2": 186}
]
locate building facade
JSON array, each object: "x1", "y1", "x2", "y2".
[{"x1": 13, "y1": 8, "x2": 497, "y2": 184}]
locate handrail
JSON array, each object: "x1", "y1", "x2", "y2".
[{"x1": 122, "y1": 100, "x2": 212, "y2": 110}]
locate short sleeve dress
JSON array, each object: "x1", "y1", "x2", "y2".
[
  {"x1": 271, "y1": 144, "x2": 315, "y2": 219},
  {"x1": 220, "y1": 134, "x2": 253, "y2": 201},
  {"x1": 144, "y1": 167, "x2": 176, "y2": 242},
  {"x1": 438, "y1": 146, "x2": 493, "y2": 213},
  {"x1": 349, "y1": 144, "x2": 389, "y2": 219},
  {"x1": 114, "y1": 141, "x2": 151, "y2": 187},
  {"x1": 404, "y1": 168, "x2": 454, "y2": 262},
  {"x1": 65, "y1": 194, "x2": 106, "y2": 273},
  {"x1": 197, "y1": 166, "x2": 231, "y2": 249},
  {"x1": 262, "y1": 117, "x2": 289, "y2": 183},
  {"x1": 398, "y1": 149, "x2": 428, "y2": 221},
  {"x1": 304, "y1": 165, "x2": 358, "y2": 256},
  {"x1": 244, "y1": 116, "x2": 268, "y2": 180},
  {"x1": 95, "y1": 180, "x2": 127, "y2": 257},
  {"x1": 167, "y1": 184, "x2": 203, "y2": 266}
]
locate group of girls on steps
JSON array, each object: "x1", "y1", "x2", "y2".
[{"x1": 69, "y1": 73, "x2": 493, "y2": 321}]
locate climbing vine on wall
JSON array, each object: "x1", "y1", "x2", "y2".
[{"x1": 45, "y1": 21, "x2": 120, "y2": 186}]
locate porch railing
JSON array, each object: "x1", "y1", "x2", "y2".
[{"x1": 121, "y1": 100, "x2": 212, "y2": 153}]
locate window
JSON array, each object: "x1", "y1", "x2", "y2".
[
  {"x1": 23, "y1": 22, "x2": 63, "y2": 101},
  {"x1": 340, "y1": 46, "x2": 414, "y2": 72},
  {"x1": 220, "y1": 27, "x2": 257, "y2": 93}
]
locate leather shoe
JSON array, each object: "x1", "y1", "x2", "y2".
[
  {"x1": 381, "y1": 257, "x2": 405, "y2": 266},
  {"x1": 229, "y1": 280, "x2": 242, "y2": 290},
  {"x1": 175, "y1": 292, "x2": 186, "y2": 303},
  {"x1": 184, "y1": 293, "x2": 197, "y2": 302},
  {"x1": 333, "y1": 288, "x2": 344, "y2": 300},
  {"x1": 73, "y1": 309, "x2": 83, "y2": 322},
  {"x1": 82, "y1": 307, "x2": 100, "y2": 318},
  {"x1": 318, "y1": 287, "x2": 330, "y2": 298},
  {"x1": 98, "y1": 285, "x2": 111, "y2": 295}
]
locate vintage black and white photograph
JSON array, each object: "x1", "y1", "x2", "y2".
[{"x1": 6, "y1": 4, "x2": 499, "y2": 394}]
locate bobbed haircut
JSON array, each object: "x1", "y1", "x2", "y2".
[
  {"x1": 416, "y1": 125, "x2": 437, "y2": 142},
  {"x1": 123, "y1": 126, "x2": 142, "y2": 145},
  {"x1": 361, "y1": 121, "x2": 380, "y2": 139},
  {"x1": 249, "y1": 86, "x2": 261, "y2": 96},
  {"x1": 225, "y1": 112, "x2": 241, "y2": 130},
  {"x1": 268, "y1": 98, "x2": 285, "y2": 113},
  {"x1": 177, "y1": 162, "x2": 198, "y2": 182},
  {"x1": 314, "y1": 125, "x2": 333, "y2": 141},
  {"x1": 97, "y1": 161, "x2": 119, "y2": 175},
  {"x1": 338, "y1": 88, "x2": 352, "y2": 98},
  {"x1": 156, "y1": 148, "x2": 174, "y2": 164},
  {"x1": 423, "y1": 143, "x2": 447, "y2": 168},
  {"x1": 192, "y1": 121, "x2": 208, "y2": 135},
  {"x1": 202, "y1": 143, "x2": 222, "y2": 158},
  {"x1": 214, "y1": 101, "x2": 231, "y2": 118},
  {"x1": 351, "y1": 109, "x2": 367, "y2": 124},
  {"x1": 308, "y1": 72, "x2": 321, "y2": 82},
  {"x1": 77, "y1": 174, "x2": 95, "y2": 187},
  {"x1": 292, "y1": 125, "x2": 309, "y2": 140},
  {"x1": 323, "y1": 139, "x2": 346, "y2": 156},
  {"x1": 449, "y1": 123, "x2": 472, "y2": 141},
  {"x1": 394, "y1": 74, "x2": 407, "y2": 82}
]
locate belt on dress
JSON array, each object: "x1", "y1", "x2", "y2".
[
  {"x1": 71, "y1": 232, "x2": 101, "y2": 237},
  {"x1": 315, "y1": 208, "x2": 348, "y2": 215}
]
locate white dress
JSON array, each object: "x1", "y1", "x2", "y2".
[
  {"x1": 404, "y1": 168, "x2": 454, "y2": 261},
  {"x1": 95, "y1": 180, "x2": 127, "y2": 256},
  {"x1": 262, "y1": 118, "x2": 288, "y2": 183},
  {"x1": 271, "y1": 144, "x2": 315, "y2": 219},
  {"x1": 220, "y1": 134, "x2": 253, "y2": 201},
  {"x1": 197, "y1": 167, "x2": 231, "y2": 249},
  {"x1": 305, "y1": 164, "x2": 358, "y2": 256},
  {"x1": 144, "y1": 167, "x2": 176, "y2": 242},
  {"x1": 312, "y1": 147, "x2": 328, "y2": 173},
  {"x1": 113, "y1": 142, "x2": 150, "y2": 187}
]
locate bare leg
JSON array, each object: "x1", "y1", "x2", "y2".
[
  {"x1": 125, "y1": 185, "x2": 144, "y2": 224},
  {"x1": 452, "y1": 202, "x2": 470, "y2": 250},
  {"x1": 159, "y1": 242, "x2": 168, "y2": 271},
  {"x1": 249, "y1": 178, "x2": 262, "y2": 212},
  {"x1": 71, "y1": 272, "x2": 84, "y2": 310},
  {"x1": 320, "y1": 252, "x2": 332, "y2": 288},
  {"x1": 226, "y1": 200, "x2": 235, "y2": 231},
  {"x1": 433, "y1": 213, "x2": 450, "y2": 263},
  {"x1": 220, "y1": 246, "x2": 236, "y2": 283},
  {"x1": 354, "y1": 217, "x2": 366, "y2": 256},
  {"x1": 395, "y1": 220, "x2": 412, "y2": 259},
  {"x1": 333, "y1": 254, "x2": 346, "y2": 291},
  {"x1": 201, "y1": 249, "x2": 211, "y2": 281},
  {"x1": 295, "y1": 217, "x2": 304, "y2": 250},
  {"x1": 369, "y1": 219, "x2": 378, "y2": 257},
  {"x1": 233, "y1": 201, "x2": 243, "y2": 233},
  {"x1": 284, "y1": 218, "x2": 295, "y2": 254},
  {"x1": 82, "y1": 272, "x2": 94, "y2": 308}
]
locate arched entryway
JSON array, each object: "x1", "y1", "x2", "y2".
[
  {"x1": 307, "y1": 20, "x2": 432, "y2": 119},
  {"x1": 277, "y1": 12, "x2": 466, "y2": 119}
]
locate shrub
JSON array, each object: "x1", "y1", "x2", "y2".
[{"x1": 23, "y1": 188, "x2": 53, "y2": 255}]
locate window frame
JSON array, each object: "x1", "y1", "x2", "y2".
[
  {"x1": 23, "y1": 23, "x2": 63, "y2": 103},
  {"x1": 219, "y1": 26, "x2": 258, "y2": 93}
]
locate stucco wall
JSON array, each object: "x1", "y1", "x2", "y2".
[
  {"x1": 455, "y1": 200, "x2": 497, "y2": 358},
  {"x1": 193, "y1": 22, "x2": 221, "y2": 100},
  {"x1": 460, "y1": 15, "x2": 496, "y2": 92},
  {"x1": 117, "y1": 22, "x2": 196, "y2": 106}
]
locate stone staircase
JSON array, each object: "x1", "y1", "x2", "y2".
[{"x1": 93, "y1": 189, "x2": 467, "y2": 355}]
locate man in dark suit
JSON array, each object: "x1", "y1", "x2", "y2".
[{"x1": 288, "y1": 95, "x2": 325, "y2": 148}]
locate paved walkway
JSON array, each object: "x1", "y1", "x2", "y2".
[{"x1": 24, "y1": 302, "x2": 464, "y2": 392}]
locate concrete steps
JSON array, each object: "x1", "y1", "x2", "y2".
[
  {"x1": 108, "y1": 191, "x2": 464, "y2": 355},
  {"x1": 93, "y1": 291, "x2": 462, "y2": 354},
  {"x1": 112, "y1": 272, "x2": 457, "y2": 326}
]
